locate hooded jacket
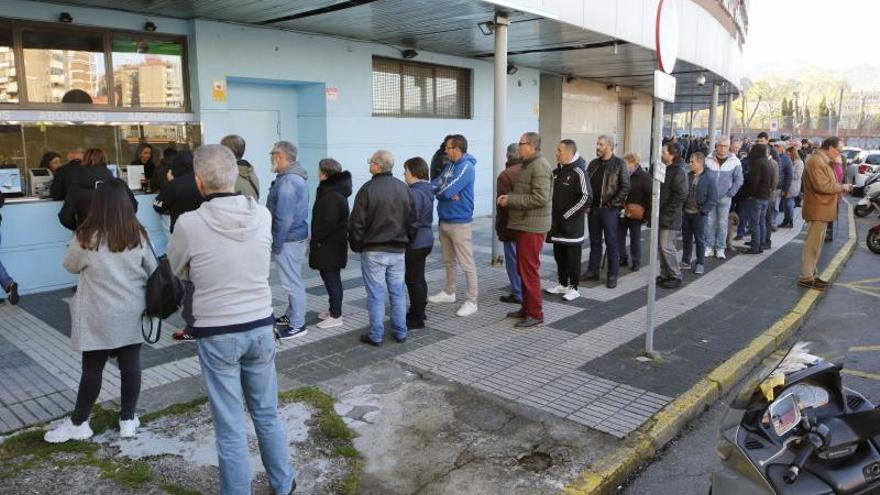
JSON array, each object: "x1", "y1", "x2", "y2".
[
  {"x1": 704, "y1": 153, "x2": 743, "y2": 199},
  {"x1": 58, "y1": 166, "x2": 137, "y2": 231},
  {"x1": 309, "y1": 171, "x2": 352, "y2": 271},
  {"x1": 741, "y1": 156, "x2": 775, "y2": 201},
  {"x1": 408, "y1": 180, "x2": 435, "y2": 250},
  {"x1": 431, "y1": 153, "x2": 476, "y2": 224},
  {"x1": 267, "y1": 161, "x2": 309, "y2": 253},
  {"x1": 167, "y1": 194, "x2": 274, "y2": 336},
  {"x1": 235, "y1": 159, "x2": 261, "y2": 200},
  {"x1": 548, "y1": 155, "x2": 590, "y2": 244}
]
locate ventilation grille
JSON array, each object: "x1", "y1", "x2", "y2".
[
  {"x1": 744, "y1": 436, "x2": 763, "y2": 450},
  {"x1": 847, "y1": 394, "x2": 865, "y2": 410}
]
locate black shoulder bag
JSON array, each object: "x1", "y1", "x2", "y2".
[{"x1": 141, "y1": 236, "x2": 184, "y2": 344}]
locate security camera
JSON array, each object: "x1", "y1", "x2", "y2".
[{"x1": 696, "y1": 74, "x2": 707, "y2": 87}]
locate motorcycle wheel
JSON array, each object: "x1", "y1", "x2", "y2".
[
  {"x1": 868, "y1": 230, "x2": 880, "y2": 254},
  {"x1": 855, "y1": 204, "x2": 873, "y2": 218}
]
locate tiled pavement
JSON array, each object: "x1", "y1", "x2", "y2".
[{"x1": 0, "y1": 206, "x2": 850, "y2": 439}]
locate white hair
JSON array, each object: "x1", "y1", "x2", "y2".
[
  {"x1": 194, "y1": 144, "x2": 238, "y2": 192},
  {"x1": 717, "y1": 136, "x2": 731, "y2": 145},
  {"x1": 598, "y1": 134, "x2": 616, "y2": 148},
  {"x1": 273, "y1": 141, "x2": 298, "y2": 163},
  {"x1": 373, "y1": 150, "x2": 394, "y2": 172}
]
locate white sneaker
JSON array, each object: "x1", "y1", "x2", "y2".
[
  {"x1": 44, "y1": 417, "x2": 93, "y2": 443},
  {"x1": 545, "y1": 284, "x2": 568, "y2": 295},
  {"x1": 705, "y1": 247, "x2": 715, "y2": 258},
  {"x1": 428, "y1": 291, "x2": 456, "y2": 304},
  {"x1": 316, "y1": 316, "x2": 343, "y2": 329},
  {"x1": 456, "y1": 301, "x2": 478, "y2": 317},
  {"x1": 119, "y1": 416, "x2": 140, "y2": 439},
  {"x1": 318, "y1": 311, "x2": 331, "y2": 320},
  {"x1": 716, "y1": 250, "x2": 727, "y2": 260},
  {"x1": 562, "y1": 287, "x2": 580, "y2": 301}
]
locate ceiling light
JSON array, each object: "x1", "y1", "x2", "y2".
[
  {"x1": 478, "y1": 21, "x2": 495, "y2": 36},
  {"x1": 696, "y1": 74, "x2": 707, "y2": 87},
  {"x1": 401, "y1": 49, "x2": 418, "y2": 59},
  {"x1": 59, "y1": 12, "x2": 73, "y2": 23},
  {"x1": 144, "y1": 21, "x2": 157, "y2": 32},
  {"x1": 506, "y1": 64, "x2": 518, "y2": 75}
]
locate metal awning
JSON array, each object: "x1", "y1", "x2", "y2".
[{"x1": 41, "y1": 0, "x2": 738, "y2": 108}]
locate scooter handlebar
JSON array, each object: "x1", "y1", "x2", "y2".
[{"x1": 783, "y1": 429, "x2": 826, "y2": 484}]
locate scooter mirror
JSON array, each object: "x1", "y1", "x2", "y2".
[{"x1": 770, "y1": 393, "x2": 801, "y2": 437}]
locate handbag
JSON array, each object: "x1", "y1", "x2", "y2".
[
  {"x1": 624, "y1": 203, "x2": 645, "y2": 221},
  {"x1": 141, "y1": 236, "x2": 184, "y2": 344}
]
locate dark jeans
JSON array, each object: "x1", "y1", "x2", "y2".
[
  {"x1": 748, "y1": 198, "x2": 769, "y2": 252},
  {"x1": 737, "y1": 200, "x2": 751, "y2": 237},
  {"x1": 587, "y1": 207, "x2": 620, "y2": 278},
  {"x1": 780, "y1": 196, "x2": 795, "y2": 225},
  {"x1": 405, "y1": 246, "x2": 432, "y2": 321},
  {"x1": 72, "y1": 343, "x2": 141, "y2": 424},
  {"x1": 319, "y1": 269, "x2": 343, "y2": 318},
  {"x1": 617, "y1": 218, "x2": 641, "y2": 267},
  {"x1": 553, "y1": 243, "x2": 582, "y2": 289},
  {"x1": 682, "y1": 212, "x2": 707, "y2": 265}
]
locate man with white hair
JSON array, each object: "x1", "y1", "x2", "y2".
[
  {"x1": 267, "y1": 141, "x2": 310, "y2": 339},
  {"x1": 349, "y1": 150, "x2": 418, "y2": 346},
  {"x1": 167, "y1": 144, "x2": 296, "y2": 495},
  {"x1": 704, "y1": 136, "x2": 743, "y2": 259}
]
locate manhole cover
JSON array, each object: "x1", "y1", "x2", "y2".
[{"x1": 517, "y1": 451, "x2": 553, "y2": 472}]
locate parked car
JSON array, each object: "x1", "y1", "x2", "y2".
[
  {"x1": 847, "y1": 149, "x2": 880, "y2": 191},
  {"x1": 843, "y1": 146, "x2": 863, "y2": 165}
]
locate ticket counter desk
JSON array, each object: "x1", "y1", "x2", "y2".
[{"x1": 0, "y1": 194, "x2": 167, "y2": 295}]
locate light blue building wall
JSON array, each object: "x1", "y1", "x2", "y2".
[{"x1": 0, "y1": 2, "x2": 540, "y2": 295}]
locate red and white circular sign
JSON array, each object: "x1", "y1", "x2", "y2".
[{"x1": 655, "y1": 0, "x2": 680, "y2": 74}]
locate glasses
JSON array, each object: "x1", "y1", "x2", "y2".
[{"x1": 367, "y1": 158, "x2": 378, "y2": 165}]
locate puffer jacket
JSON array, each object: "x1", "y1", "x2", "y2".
[
  {"x1": 586, "y1": 155, "x2": 630, "y2": 208},
  {"x1": 266, "y1": 161, "x2": 309, "y2": 254},
  {"x1": 309, "y1": 171, "x2": 352, "y2": 271},
  {"x1": 705, "y1": 153, "x2": 743, "y2": 199}
]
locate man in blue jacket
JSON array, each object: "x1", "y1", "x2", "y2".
[
  {"x1": 428, "y1": 134, "x2": 479, "y2": 317},
  {"x1": 267, "y1": 141, "x2": 310, "y2": 339}
]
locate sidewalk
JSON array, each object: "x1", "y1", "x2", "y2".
[{"x1": 0, "y1": 204, "x2": 853, "y2": 494}]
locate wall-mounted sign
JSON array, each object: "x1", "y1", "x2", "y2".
[
  {"x1": 325, "y1": 87, "x2": 339, "y2": 102},
  {"x1": 654, "y1": 70, "x2": 677, "y2": 103},
  {"x1": 212, "y1": 80, "x2": 227, "y2": 102},
  {"x1": 655, "y1": 0, "x2": 680, "y2": 74},
  {"x1": 0, "y1": 109, "x2": 198, "y2": 124}
]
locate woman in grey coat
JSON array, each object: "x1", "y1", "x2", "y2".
[{"x1": 44, "y1": 179, "x2": 156, "y2": 444}]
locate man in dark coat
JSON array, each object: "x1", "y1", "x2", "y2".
[
  {"x1": 309, "y1": 160, "x2": 352, "y2": 330},
  {"x1": 740, "y1": 143, "x2": 775, "y2": 254},
  {"x1": 657, "y1": 142, "x2": 688, "y2": 288},
  {"x1": 619, "y1": 152, "x2": 651, "y2": 271},
  {"x1": 152, "y1": 151, "x2": 204, "y2": 233},
  {"x1": 545, "y1": 139, "x2": 590, "y2": 301},
  {"x1": 50, "y1": 148, "x2": 84, "y2": 201},
  {"x1": 495, "y1": 143, "x2": 524, "y2": 304}
]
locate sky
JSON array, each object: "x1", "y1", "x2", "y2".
[{"x1": 742, "y1": 0, "x2": 880, "y2": 79}]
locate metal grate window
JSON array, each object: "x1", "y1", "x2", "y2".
[{"x1": 372, "y1": 56, "x2": 471, "y2": 119}]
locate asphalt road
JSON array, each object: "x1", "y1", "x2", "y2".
[{"x1": 622, "y1": 211, "x2": 880, "y2": 495}]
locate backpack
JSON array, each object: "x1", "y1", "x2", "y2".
[{"x1": 141, "y1": 237, "x2": 184, "y2": 344}]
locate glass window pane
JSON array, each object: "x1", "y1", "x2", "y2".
[
  {"x1": 112, "y1": 38, "x2": 185, "y2": 108},
  {"x1": 0, "y1": 24, "x2": 18, "y2": 104},
  {"x1": 23, "y1": 28, "x2": 108, "y2": 104}
]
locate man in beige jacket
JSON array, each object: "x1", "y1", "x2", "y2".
[{"x1": 799, "y1": 137, "x2": 852, "y2": 290}]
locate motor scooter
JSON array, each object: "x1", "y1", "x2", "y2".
[
  {"x1": 710, "y1": 343, "x2": 880, "y2": 494},
  {"x1": 854, "y1": 171, "x2": 880, "y2": 218},
  {"x1": 867, "y1": 222, "x2": 880, "y2": 254}
]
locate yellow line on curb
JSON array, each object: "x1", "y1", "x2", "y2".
[
  {"x1": 842, "y1": 369, "x2": 880, "y2": 382},
  {"x1": 561, "y1": 204, "x2": 858, "y2": 495},
  {"x1": 849, "y1": 345, "x2": 880, "y2": 353}
]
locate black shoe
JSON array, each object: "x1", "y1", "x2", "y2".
[
  {"x1": 274, "y1": 315, "x2": 290, "y2": 328},
  {"x1": 359, "y1": 334, "x2": 383, "y2": 347},
  {"x1": 5, "y1": 282, "x2": 19, "y2": 305},
  {"x1": 660, "y1": 278, "x2": 682, "y2": 289},
  {"x1": 619, "y1": 257, "x2": 629, "y2": 267},
  {"x1": 514, "y1": 317, "x2": 543, "y2": 328},
  {"x1": 743, "y1": 248, "x2": 763, "y2": 255},
  {"x1": 276, "y1": 325, "x2": 307, "y2": 340},
  {"x1": 406, "y1": 317, "x2": 425, "y2": 330},
  {"x1": 824, "y1": 235, "x2": 832, "y2": 243},
  {"x1": 499, "y1": 294, "x2": 521, "y2": 304},
  {"x1": 631, "y1": 263, "x2": 641, "y2": 272},
  {"x1": 606, "y1": 277, "x2": 618, "y2": 289},
  {"x1": 393, "y1": 334, "x2": 407, "y2": 343},
  {"x1": 656, "y1": 275, "x2": 669, "y2": 284},
  {"x1": 271, "y1": 480, "x2": 297, "y2": 495},
  {"x1": 506, "y1": 309, "x2": 527, "y2": 319},
  {"x1": 580, "y1": 271, "x2": 600, "y2": 281}
]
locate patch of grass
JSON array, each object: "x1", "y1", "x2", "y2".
[
  {"x1": 161, "y1": 482, "x2": 203, "y2": 495},
  {"x1": 342, "y1": 459, "x2": 363, "y2": 495},
  {"x1": 82, "y1": 455, "x2": 152, "y2": 488},
  {"x1": 0, "y1": 429, "x2": 98, "y2": 462},
  {"x1": 89, "y1": 404, "x2": 119, "y2": 435},
  {"x1": 334, "y1": 444, "x2": 359, "y2": 458},
  {"x1": 141, "y1": 396, "x2": 209, "y2": 425},
  {"x1": 279, "y1": 387, "x2": 353, "y2": 441}
]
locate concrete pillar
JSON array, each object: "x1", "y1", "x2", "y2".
[
  {"x1": 491, "y1": 14, "x2": 508, "y2": 264},
  {"x1": 707, "y1": 82, "x2": 720, "y2": 153},
  {"x1": 722, "y1": 93, "x2": 733, "y2": 138}
]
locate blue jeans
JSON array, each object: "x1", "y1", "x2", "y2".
[
  {"x1": 737, "y1": 200, "x2": 751, "y2": 237},
  {"x1": 361, "y1": 251, "x2": 407, "y2": 343},
  {"x1": 706, "y1": 196, "x2": 732, "y2": 250},
  {"x1": 196, "y1": 326, "x2": 295, "y2": 495},
  {"x1": 275, "y1": 240, "x2": 307, "y2": 328},
  {"x1": 0, "y1": 231, "x2": 12, "y2": 289},
  {"x1": 781, "y1": 196, "x2": 795, "y2": 225},
  {"x1": 503, "y1": 241, "x2": 522, "y2": 301},
  {"x1": 587, "y1": 207, "x2": 620, "y2": 278},
  {"x1": 682, "y1": 212, "x2": 707, "y2": 265},
  {"x1": 748, "y1": 199, "x2": 769, "y2": 251}
]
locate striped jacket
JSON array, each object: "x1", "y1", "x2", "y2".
[{"x1": 548, "y1": 156, "x2": 591, "y2": 244}]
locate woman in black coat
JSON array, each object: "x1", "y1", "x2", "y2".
[
  {"x1": 59, "y1": 148, "x2": 136, "y2": 231},
  {"x1": 309, "y1": 159, "x2": 352, "y2": 329}
]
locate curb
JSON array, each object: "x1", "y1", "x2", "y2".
[{"x1": 562, "y1": 204, "x2": 858, "y2": 495}]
